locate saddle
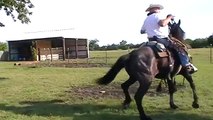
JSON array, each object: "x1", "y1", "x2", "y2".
[{"x1": 140, "y1": 41, "x2": 169, "y2": 58}]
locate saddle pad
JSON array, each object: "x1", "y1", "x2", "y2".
[{"x1": 157, "y1": 51, "x2": 169, "y2": 57}]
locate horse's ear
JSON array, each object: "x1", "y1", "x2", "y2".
[{"x1": 178, "y1": 20, "x2": 181, "y2": 25}]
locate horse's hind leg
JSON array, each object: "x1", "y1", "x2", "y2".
[
  {"x1": 121, "y1": 77, "x2": 136, "y2": 109},
  {"x1": 183, "y1": 74, "x2": 199, "y2": 108},
  {"x1": 135, "y1": 78, "x2": 152, "y2": 120}
]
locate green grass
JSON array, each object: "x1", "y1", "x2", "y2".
[{"x1": 0, "y1": 48, "x2": 212, "y2": 120}]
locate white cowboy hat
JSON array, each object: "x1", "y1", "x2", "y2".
[{"x1": 145, "y1": 4, "x2": 164, "y2": 12}]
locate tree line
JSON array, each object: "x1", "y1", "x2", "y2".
[
  {"x1": 0, "y1": 35, "x2": 212, "y2": 51},
  {"x1": 89, "y1": 35, "x2": 213, "y2": 51}
]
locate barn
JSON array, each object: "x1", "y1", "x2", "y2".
[{"x1": 7, "y1": 36, "x2": 89, "y2": 61}]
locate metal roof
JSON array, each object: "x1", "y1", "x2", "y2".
[
  {"x1": 7, "y1": 36, "x2": 87, "y2": 42},
  {"x1": 6, "y1": 28, "x2": 88, "y2": 42}
]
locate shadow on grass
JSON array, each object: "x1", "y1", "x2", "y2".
[
  {"x1": 0, "y1": 99, "x2": 137, "y2": 120},
  {"x1": 0, "y1": 99, "x2": 212, "y2": 120},
  {"x1": 0, "y1": 77, "x2": 9, "y2": 81}
]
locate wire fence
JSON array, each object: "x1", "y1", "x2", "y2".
[{"x1": 37, "y1": 49, "x2": 131, "y2": 67}]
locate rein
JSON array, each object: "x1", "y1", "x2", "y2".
[{"x1": 169, "y1": 35, "x2": 188, "y2": 52}]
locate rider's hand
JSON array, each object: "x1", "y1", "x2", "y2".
[
  {"x1": 167, "y1": 14, "x2": 175, "y2": 21},
  {"x1": 140, "y1": 29, "x2": 146, "y2": 34}
]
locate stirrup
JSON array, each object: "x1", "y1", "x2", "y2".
[{"x1": 186, "y1": 65, "x2": 198, "y2": 74}]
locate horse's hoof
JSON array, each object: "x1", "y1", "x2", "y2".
[
  {"x1": 122, "y1": 100, "x2": 132, "y2": 109},
  {"x1": 174, "y1": 87, "x2": 177, "y2": 92},
  {"x1": 146, "y1": 116, "x2": 152, "y2": 120},
  {"x1": 122, "y1": 103, "x2": 130, "y2": 109},
  {"x1": 140, "y1": 116, "x2": 152, "y2": 120},
  {"x1": 156, "y1": 85, "x2": 162, "y2": 92},
  {"x1": 123, "y1": 104, "x2": 129, "y2": 109},
  {"x1": 192, "y1": 102, "x2": 199, "y2": 108},
  {"x1": 170, "y1": 104, "x2": 179, "y2": 109}
]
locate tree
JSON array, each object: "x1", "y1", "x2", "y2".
[
  {"x1": 184, "y1": 38, "x2": 193, "y2": 49},
  {"x1": 107, "y1": 43, "x2": 119, "y2": 50},
  {"x1": 89, "y1": 39, "x2": 100, "y2": 50},
  {"x1": 0, "y1": 0, "x2": 34, "y2": 26},
  {"x1": 185, "y1": 38, "x2": 193, "y2": 45},
  {"x1": 0, "y1": 42, "x2": 7, "y2": 51},
  {"x1": 190, "y1": 38, "x2": 208, "y2": 48},
  {"x1": 208, "y1": 34, "x2": 213, "y2": 45},
  {"x1": 119, "y1": 40, "x2": 127, "y2": 46},
  {"x1": 119, "y1": 40, "x2": 128, "y2": 50},
  {"x1": 30, "y1": 41, "x2": 37, "y2": 61}
]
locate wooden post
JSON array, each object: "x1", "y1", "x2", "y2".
[
  {"x1": 50, "y1": 48, "x2": 52, "y2": 62},
  {"x1": 86, "y1": 39, "x2": 89, "y2": 58},
  {"x1": 38, "y1": 48, "x2": 41, "y2": 61},
  {"x1": 67, "y1": 48, "x2": 70, "y2": 63},
  {"x1": 127, "y1": 46, "x2": 131, "y2": 53},
  {"x1": 105, "y1": 47, "x2": 108, "y2": 64},
  {"x1": 62, "y1": 37, "x2": 66, "y2": 60},
  {"x1": 75, "y1": 38, "x2": 78, "y2": 58},
  {"x1": 210, "y1": 44, "x2": 212, "y2": 63},
  {"x1": 8, "y1": 42, "x2": 11, "y2": 61}
]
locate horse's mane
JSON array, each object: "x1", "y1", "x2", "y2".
[{"x1": 169, "y1": 19, "x2": 187, "y2": 51}]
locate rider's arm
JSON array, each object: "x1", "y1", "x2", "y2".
[
  {"x1": 140, "y1": 29, "x2": 146, "y2": 34},
  {"x1": 158, "y1": 15, "x2": 174, "y2": 27},
  {"x1": 140, "y1": 22, "x2": 146, "y2": 34}
]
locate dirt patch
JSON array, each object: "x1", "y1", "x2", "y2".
[
  {"x1": 15, "y1": 62, "x2": 186, "y2": 99},
  {"x1": 66, "y1": 82, "x2": 170, "y2": 100},
  {"x1": 14, "y1": 61, "x2": 110, "y2": 68}
]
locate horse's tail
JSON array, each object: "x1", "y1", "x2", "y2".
[{"x1": 96, "y1": 54, "x2": 129, "y2": 85}]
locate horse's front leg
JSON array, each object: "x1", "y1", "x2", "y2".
[
  {"x1": 183, "y1": 74, "x2": 199, "y2": 108},
  {"x1": 156, "y1": 79, "x2": 168, "y2": 92},
  {"x1": 167, "y1": 78, "x2": 178, "y2": 109}
]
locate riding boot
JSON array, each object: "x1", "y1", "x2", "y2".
[{"x1": 186, "y1": 63, "x2": 198, "y2": 74}]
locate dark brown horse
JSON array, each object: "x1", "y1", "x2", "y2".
[{"x1": 97, "y1": 20, "x2": 199, "y2": 120}]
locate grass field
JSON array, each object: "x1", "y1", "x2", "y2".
[{"x1": 0, "y1": 48, "x2": 213, "y2": 120}]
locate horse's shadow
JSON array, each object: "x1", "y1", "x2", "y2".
[
  {"x1": 0, "y1": 99, "x2": 138, "y2": 120},
  {"x1": 0, "y1": 99, "x2": 211, "y2": 120},
  {"x1": 0, "y1": 77, "x2": 9, "y2": 81}
]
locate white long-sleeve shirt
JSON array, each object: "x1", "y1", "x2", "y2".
[{"x1": 141, "y1": 13, "x2": 169, "y2": 38}]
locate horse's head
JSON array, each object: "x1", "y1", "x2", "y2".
[{"x1": 168, "y1": 20, "x2": 185, "y2": 42}]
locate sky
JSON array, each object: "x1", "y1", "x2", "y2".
[{"x1": 0, "y1": 0, "x2": 213, "y2": 46}]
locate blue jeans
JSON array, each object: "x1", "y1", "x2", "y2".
[
  {"x1": 154, "y1": 37, "x2": 190, "y2": 67},
  {"x1": 177, "y1": 51, "x2": 190, "y2": 66},
  {"x1": 155, "y1": 37, "x2": 171, "y2": 47}
]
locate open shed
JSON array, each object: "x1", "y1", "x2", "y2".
[{"x1": 8, "y1": 36, "x2": 89, "y2": 61}]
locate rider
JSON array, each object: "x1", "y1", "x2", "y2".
[{"x1": 140, "y1": 4, "x2": 198, "y2": 74}]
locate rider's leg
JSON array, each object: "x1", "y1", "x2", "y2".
[
  {"x1": 154, "y1": 37, "x2": 198, "y2": 74},
  {"x1": 178, "y1": 52, "x2": 198, "y2": 74}
]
